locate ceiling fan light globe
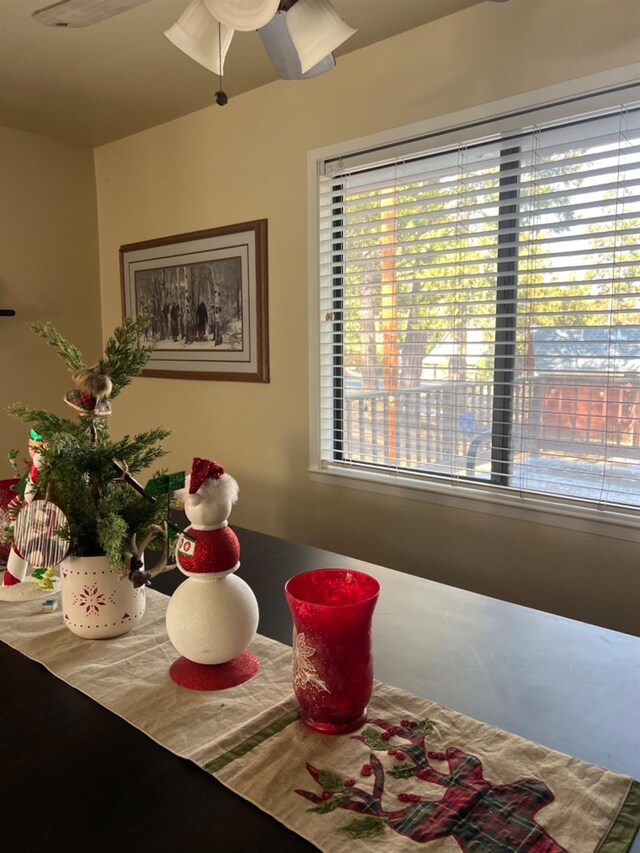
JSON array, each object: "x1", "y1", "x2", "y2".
[
  {"x1": 203, "y1": 0, "x2": 279, "y2": 32},
  {"x1": 164, "y1": 0, "x2": 233, "y2": 76},
  {"x1": 285, "y1": 0, "x2": 356, "y2": 74}
]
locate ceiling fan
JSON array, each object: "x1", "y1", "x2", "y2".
[
  {"x1": 32, "y1": 0, "x2": 510, "y2": 28},
  {"x1": 32, "y1": 0, "x2": 357, "y2": 99},
  {"x1": 32, "y1": 0, "x2": 509, "y2": 103}
]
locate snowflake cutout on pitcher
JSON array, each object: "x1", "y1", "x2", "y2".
[
  {"x1": 74, "y1": 585, "x2": 107, "y2": 615},
  {"x1": 293, "y1": 632, "x2": 328, "y2": 694}
]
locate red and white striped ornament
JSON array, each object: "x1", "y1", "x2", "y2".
[{"x1": 13, "y1": 499, "x2": 69, "y2": 569}]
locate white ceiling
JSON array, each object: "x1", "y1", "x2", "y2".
[{"x1": 0, "y1": 0, "x2": 486, "y2": 147}]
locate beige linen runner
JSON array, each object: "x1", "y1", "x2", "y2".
[{"x1": 1, "y1": 589, "x2": 637, "y2": 852}]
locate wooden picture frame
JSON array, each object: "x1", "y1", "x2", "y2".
[{"x1": 120, "y1": 220, "x2": 269, "y2": 382}]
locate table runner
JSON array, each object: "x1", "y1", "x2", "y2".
[{"x1": 1, "y1": 590, "x2": 638, "y2": 852}]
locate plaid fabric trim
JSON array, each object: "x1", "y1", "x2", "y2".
[{"x1": 295, "y1": 717, "x2": 570, "y2": 851}]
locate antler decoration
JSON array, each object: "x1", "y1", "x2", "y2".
[{"x1": 127, "y1": 523, "x2": 176, "y2": 588}]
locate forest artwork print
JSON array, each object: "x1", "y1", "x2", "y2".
[
  {"x1": 120, "y1": 221, "x2": 269, "y2": 382},
  {"x1": 134, "y1": 256, "x2": 243, "y2": 351}
]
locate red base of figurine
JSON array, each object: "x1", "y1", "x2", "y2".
[
  {"x1": 2, "y1": 570, "x2": 21, "y2": 586},
  {"x1": 169, "y1": 651, "x2": 260, "y2": 691}
]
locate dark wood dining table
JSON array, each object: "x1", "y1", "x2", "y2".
[{"x1": 1, "y1": 526, "x2": 639, "y2": 852}]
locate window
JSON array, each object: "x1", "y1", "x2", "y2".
[{"x1": 313, "y1": 87, "x2": 640, "y2": 525}]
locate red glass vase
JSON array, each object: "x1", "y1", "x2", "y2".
[
  {"x1": 285, "y1": 568, "x2": 380, "y2": 735},
  {"x1": 0, "y1": 478, "x2": 19, "y2": 567}
]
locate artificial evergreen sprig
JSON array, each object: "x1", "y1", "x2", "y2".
[
  {"x1": 111, "y1": 428, "x2": 171, "y2": 475},
  {"x1": 8, "y1": 319, "x2": 173, "y2": 570},
  {"x1": 98, "y1": 316, "x2": 153, "y2": 399},
  {"x1": 30, "y1": 316, "x2": 153, "y2": 400},
  {"x1": 96, "y1": 479, "x2": 171, "y2": 568},
  {"x1": 7, "y1": 404, "x2": 86, "y2": 441},
  {"x1": 30, "y1": 321, "x2": 85, "y2": 372}
]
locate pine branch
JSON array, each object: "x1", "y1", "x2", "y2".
[
  {"x1": 111, "y1": 428, "x2": 171, "y2": 475},
  {"x1": 31, "y1": 322, "x2": 85, "y2": 372},
  {"x1": 99, "y1": 317, "x2": 154, "y2": 399},
  {"x1": 9, "y1": 319, "x2": 172, "y2": 568},
  {"x1": 96, "y1": 501, "x2": 129, "y2": 568},
  {"x1": 7, "y1": 404, "x2": 85, "y2": 439}
]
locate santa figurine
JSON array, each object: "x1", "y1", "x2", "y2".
[
  {"x1": 165, "y1": 457, "x2": 260, "y2": 690},
  {"x1": 3, "y1": 429, "x2": 45, "y2": 586}
]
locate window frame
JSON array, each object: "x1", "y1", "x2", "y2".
[{"x1": 308, "y1": 65, "x2": 640, "y2": 543}]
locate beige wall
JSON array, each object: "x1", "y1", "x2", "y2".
[
  {"x1": 94, "y1": 0, "x2": 640, "y2": 636},
  {"x1": 0, "y1": 125, "x2": 101, "y2": 458}
]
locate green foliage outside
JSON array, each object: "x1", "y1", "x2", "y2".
[{"x1": 339, "y1": 143, "x2": 638, "y2": 390}]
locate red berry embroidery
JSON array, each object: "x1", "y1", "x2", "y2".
[
  {"x1": 381, "y1": 732, "x2": 391, "y2": 741},
  {"x1": 361, "y1": 764, "x2": 373, "y2": 777},
  {"x1": 344, "y1": 779, "x2": 355, "y2": 787},
  {"x1": 401, "y1": 719, "x2": 411, "y2": 728},
  {"x1": 395, "y1": 750, "x2": 406, "y2": 761},
  {"x1": 321, "y1": 791, "x2": 333, "y2": 800},
  {"x1": 398, "y1": 792, "x2": 421, "y2": 803},
  {"x1": 388, "y1": 748, "x2": 397, "y2": 756},
  {"x1": 428, "y1": 751, "x2": 446, "y2": 761}
]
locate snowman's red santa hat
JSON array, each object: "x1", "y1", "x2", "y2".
[{"x1": 182, "y1": 457, "x2": 239, "y2": 505}]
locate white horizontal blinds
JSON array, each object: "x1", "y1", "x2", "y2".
[
  {"x1": 318, "y1": 99, "x2": 640, "y2": 511},
  {"x1": 320, "y1": 141, "x2": 506, "y2": 479},
  {"x1": 515, "y1": 107, "x2": 640, "y2": 508}
]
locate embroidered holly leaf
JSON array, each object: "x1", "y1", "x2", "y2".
[
  {"x1": 317, "y1": 769, "x2": 345, "y2": 792},
  {"x1": 308, "y1": 795, "x2": 350, "y2": 814},
  {"x1": 416, "y1": 719, "x2": 436, "y2": 737},
  {"x1": 340, "y1": 816, "x2": 387, "y2": 839},
  {"x1": 388, "y1": 762, "x2": 418, "y2": 779},
  {"x1": 360, "y1": 726, "x2": 389, "y2": 751}
]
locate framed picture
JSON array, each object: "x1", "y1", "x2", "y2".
[{"x1": 120, "y1": 220, "x2": 269, "y2": 382}]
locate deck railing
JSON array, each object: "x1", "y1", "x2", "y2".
[{"x1": 340, "y1": 377, "x2": 640, "y2": 473}]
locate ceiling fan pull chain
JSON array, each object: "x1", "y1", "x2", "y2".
[{"x1": 215, "y1": 21, "x2": 228, "y2": 106}]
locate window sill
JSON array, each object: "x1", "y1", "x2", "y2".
[{"x1": 309, "y1": 463, "x2": 640, "y2": 544}]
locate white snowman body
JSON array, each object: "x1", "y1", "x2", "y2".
[
  {"x1": 166, "y1": 573, "x2": 258, "y2": 664},
  {"x1": 165, "y1": 465, "x2": 259, "y2": 666}
]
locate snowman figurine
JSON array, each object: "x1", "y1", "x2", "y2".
[{"x1": 166, "y1": 457, "x2": 260, "y2": 690}]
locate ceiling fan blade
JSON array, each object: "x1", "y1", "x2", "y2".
[
  {"x1": 259, "y1": 11, "x2": 334, "y2": 80},
  {"x1": 32, "y1": 0, "x2": 152, "y2": 28}
]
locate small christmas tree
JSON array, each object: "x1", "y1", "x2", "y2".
[{"x1": 8, "y1": 318, "x2": 172, "y2": 573}]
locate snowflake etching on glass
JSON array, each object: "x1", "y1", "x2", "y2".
[{"x1": 292, "y1": 631, "x2": 328, "y2": 694}]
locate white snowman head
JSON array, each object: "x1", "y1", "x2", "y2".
[{"x1": 178, "y1": 458, "x2": 239, "y2": 529}]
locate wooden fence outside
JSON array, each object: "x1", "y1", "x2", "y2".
[{"x1": 340, "y1": 376, "x2": 640, "y2": 473}]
